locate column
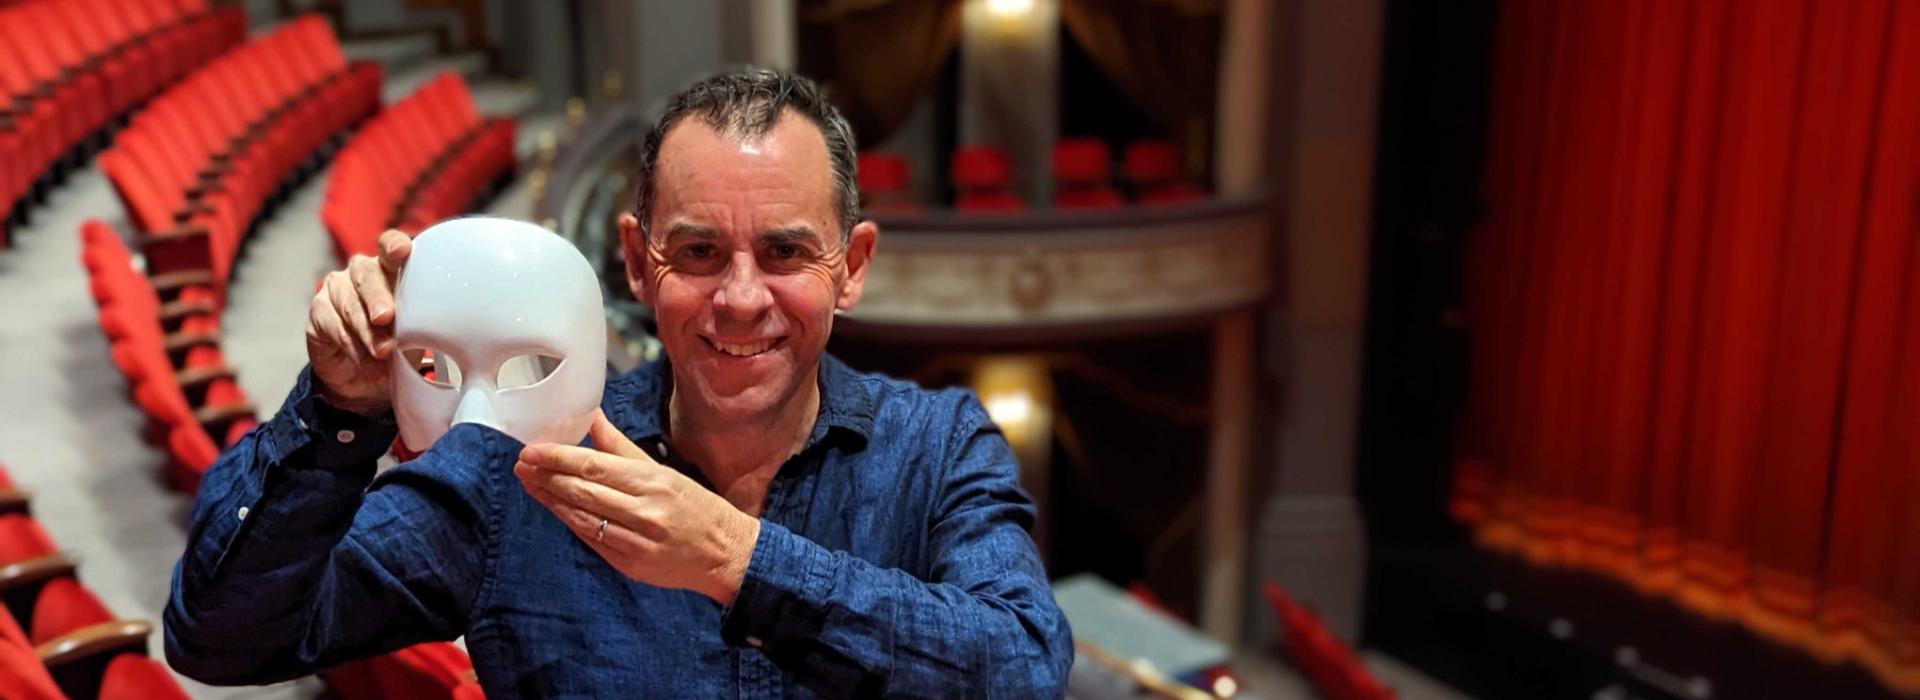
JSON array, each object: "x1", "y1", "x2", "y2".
[{"x1": 1251, "y1": 0, "x2": 1385, "y2": 645}]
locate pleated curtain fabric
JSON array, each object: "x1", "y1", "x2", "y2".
[{"x1": 1451, "y1": 0, "x2": 1920, "y2": 692}]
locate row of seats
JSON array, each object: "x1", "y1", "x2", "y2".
[
  {"x1": 0, "y1": 462, "x2": 190, "y2": 700},
  {"x1": 101, "y1": 14, "x2": 382, "y2": 305},
  {"x1": 81, "y1": 220, "x2": 255, "y2": 492},
  {"x1": 324, "y1": 71, "x2": 517, "y2": 259},
  {"x1": 0, "y1": 0, "x2": 245, "y2": 246},
  {"x1": 1263, "y1": 581, "x2": 1396, "y2": 700},
  {"x1": 84, "y1": 217, "x2": 486, "y2": 696},
  {"x1": 859, "y1": 138, "x2": 1208, "y2": 214}
]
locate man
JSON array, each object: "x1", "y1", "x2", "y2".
[{"x1": 165, "y1": 69, "x2": 1072, "y2": 697}]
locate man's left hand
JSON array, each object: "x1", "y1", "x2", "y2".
[{"x1": 515, "y1": 411, "x2": 761, "y2": 605}]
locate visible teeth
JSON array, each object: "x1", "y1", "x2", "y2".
[{"x1": 715, "y1": 339, "x2": 773, "y2": 357}]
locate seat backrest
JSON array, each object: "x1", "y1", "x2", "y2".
[
  {"x1": 100, "y1": 654, "x2": 190, "y2": 700},
  {"x1": 30, "y1": 577, "x2": 113, "y2": 644},
  {"x1": 0, "y1": 515, "x2": 57, "y2": 566}
]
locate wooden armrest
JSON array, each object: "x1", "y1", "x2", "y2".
[
  {"x1": 163, "y1": 329, "x2": 221, "y2": 355},
  {"x1": 195, "y1": 402, "x2": 256, "y2": 435},
  {"x1": 0, "y1": 488, "x2": 30, "y2": 517},
  {"x1": 174, "y1": 201, "x2": 216, "y2": 222},
  {"x1": 158, "y1": 296, "x2": 217, "y2": 323},
  {"x1": 143, "y1": 223, "x2": 210, "y2": 248},
  {"x1": 36, "y1": 619, "x2": 152, "y2": 670},
  {"x1": 149, "y1": 269, "x2": 215, "y2": 295},
  {"x1": 0, "y1": 553, "x2": 75, "y2": 594},
  {"x1": 175, "y1": 364, "x2": 235, "y2": 392},
  {"x1": 185, "y1": 181, "x2": 223, "y2": 199}
]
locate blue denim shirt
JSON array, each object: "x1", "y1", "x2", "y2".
[{"x1": 164, "y1": 355, "x2": 1072, "y2": 698}]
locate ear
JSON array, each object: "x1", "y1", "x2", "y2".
[
  {"x1": 618, "y1": 213, "x2": 653, "y2": 305},
  {"x1": 836, "y1": 219, "x2": 879, "y2": 312}
]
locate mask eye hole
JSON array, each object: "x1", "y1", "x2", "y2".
[
  {"x1": 402, "y1": 348, "x2": 462, "y2": 389},
  {"x1": 497, "y1": 353, "x2": 565, "y2": 390}
]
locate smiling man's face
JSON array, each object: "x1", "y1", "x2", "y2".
[{"x1": 621, "y1": 111, "x2": 876, "y2": 424}]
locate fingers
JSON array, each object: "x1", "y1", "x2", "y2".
[
  {"x1": 325, "y1": 270, "x2": 380, "y2": 359},
  {"x1": 308, "y1": 279, "x2": 358, "y2": 367},
  {"x1": 377, "y1": 229, "x2": 412, "y2": 274},
  {"x1": 347, "y1": 256, "x2": 398, "y2": 355},
  {"x1": 519, "y1": 443, "x2": 661, "y2": 491},
  {"x1": 589, "y1": 410, "x2": 645, "y2": 459},
  {"x1": 522, "y1": 478, "x2": 657, "y2": 557}
]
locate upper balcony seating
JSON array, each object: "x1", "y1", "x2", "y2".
[
  {"x1": 100, "y1": 14, "x2": 382, "y2": 304},
  {"x1": 856, "y1": 151, "x2": 921, "y2": 215},
  {"x1": 951, "y1": 145, "x2": 1025, "y2": 213},
  {"x1": 323, "y1": 71, "x2": 516, "y2": 260},
  {"x1": 1051, "y1": 137, "x2": 1125, "y2": 210},
  {"x1": 1123, "y1": 139, "x2": 1206, "y2": 205}
]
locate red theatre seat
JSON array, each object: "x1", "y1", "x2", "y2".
[
  {"x1": 1052, "y1": 138, "x2": 1123, "y2": 210},
  {"x1": 79, "y1": 219, "x2": 257, "y2": 490},
  {"x1": 1123, "y1": 139, "x2": 1206, "y2": 205},
  {"x1": 101, "y1": 14, "x2": 382, "y2": 302},
  {"x1": 857, "y1": 151, "x2": 920, "y2": 214},
  {"x1": 324, "y1": 71, "x2": 516, "y2": 259},
  {"x1": 951, "y1": 145, "x2": 1024, "y2": 213},
  {"x1": 0, "y1": 0, "x2": 246, "y2": 245}
]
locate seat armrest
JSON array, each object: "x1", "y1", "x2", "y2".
[
  {"x1": 148, "y1": 269, "x2": 216, "y2": 296},
  {"x1": 0, "y1": 553, "x2": 75, "y2": 594},
  {"x1": 36, "y1": 619, "x2": 153, "y2": 669},
  {"x1": 0, "y1": 488, "x2": 30, "y2": 517},
  {"x1": 175, "y1": 364, "x2": 235, "y2": 393}
]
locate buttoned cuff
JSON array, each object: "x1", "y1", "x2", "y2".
[
  {"x1": 720, "y1": 520, "x2": 831, "y2": 648},
  {"x1": 265, "y1": 367, "x2": 399, "y2": 477}
]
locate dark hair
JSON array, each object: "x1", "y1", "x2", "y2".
[{"x1": 636, "y1": 68, "x2": 859, "y2": 240}]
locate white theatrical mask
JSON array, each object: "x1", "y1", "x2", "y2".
[{"x1": 390, "y1": 217, "x2": 607, "y2": 451}]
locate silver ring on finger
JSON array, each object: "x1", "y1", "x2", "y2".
[{"x1": 597, "y1": 517, "x2": 608, "y2": 543}]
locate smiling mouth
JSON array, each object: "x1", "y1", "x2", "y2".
[{"x1": 704, "y1": 336, "x2": 785, "y2": 358}]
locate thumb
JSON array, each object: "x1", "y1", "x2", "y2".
[{"x1": 588, "y1": 409, "x2": 646, "y2": 459}]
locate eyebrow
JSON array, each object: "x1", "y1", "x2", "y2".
[
  {"x1": 759, "y1": 226, "x2": 823, "y2": 246},
  {"x1": 663, "y1": 223, "x2": 721, "y2": 243}
]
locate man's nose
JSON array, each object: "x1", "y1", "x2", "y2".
[{"x1": 712, "y1": 252, "x2": 773, "y2": 321}]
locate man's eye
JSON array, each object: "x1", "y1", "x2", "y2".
[
  {"x1": 772, "y1": 244, "x2": 804, "y2": 260},
  {"x1": 680, "y1": 244, "x2": 715, "y2": 259}
]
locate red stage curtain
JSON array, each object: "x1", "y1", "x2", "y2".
[{"x1": 1452, "y1": 0, "x2": 1920, "y2": 692}]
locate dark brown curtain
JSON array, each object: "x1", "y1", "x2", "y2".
[
  {"x1": 1059, "y1": 0, "x2": 1220, "y2": 163},
  {"x1": 800, "y1": 0, "x2": 962, "y2": 145}
]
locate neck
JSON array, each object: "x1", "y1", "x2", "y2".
[{"x1": 667, "y1": 369, "x2": 820, "y2": 510}]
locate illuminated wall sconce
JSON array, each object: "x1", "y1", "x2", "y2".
[
  {"x1": 973, "y1": 354, "x2": 1054, "y2": 554},
  {"x1": 985, "y1": 0, "x2": 1035, "y2": 20}
]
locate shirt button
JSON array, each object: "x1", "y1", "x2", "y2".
[
  {"x1": 745, "y1": 636, "x2": 763, "y2": 648},
  {"x1": 236, "y1": 506, "x2": 250, "y2": 521},
  {"x1": 655, "y1": 441, "x2": 668, "y2": 457},
  {"x1": 336, "y1": 429, "x2": 356, "y2": 444}
]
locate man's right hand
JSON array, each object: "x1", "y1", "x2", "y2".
[{"x1": 307, "y1": 230, "x2": 412, "y2": 415}]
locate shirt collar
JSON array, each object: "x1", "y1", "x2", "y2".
[{"x1": 607, "y1": 352, "x2": 875, "y2": 452}]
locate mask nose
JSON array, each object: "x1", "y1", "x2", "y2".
[{"x1": 452, "y1": 387, "x2": 501, "y2": 430}]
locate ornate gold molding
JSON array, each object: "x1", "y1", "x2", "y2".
[{"x1": 851, "y1": 203, "x2": 1271, "y2": 328}]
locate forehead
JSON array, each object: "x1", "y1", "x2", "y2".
[{"x1": 652, "y1": 112, "x2": 836, "y2": 223}]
